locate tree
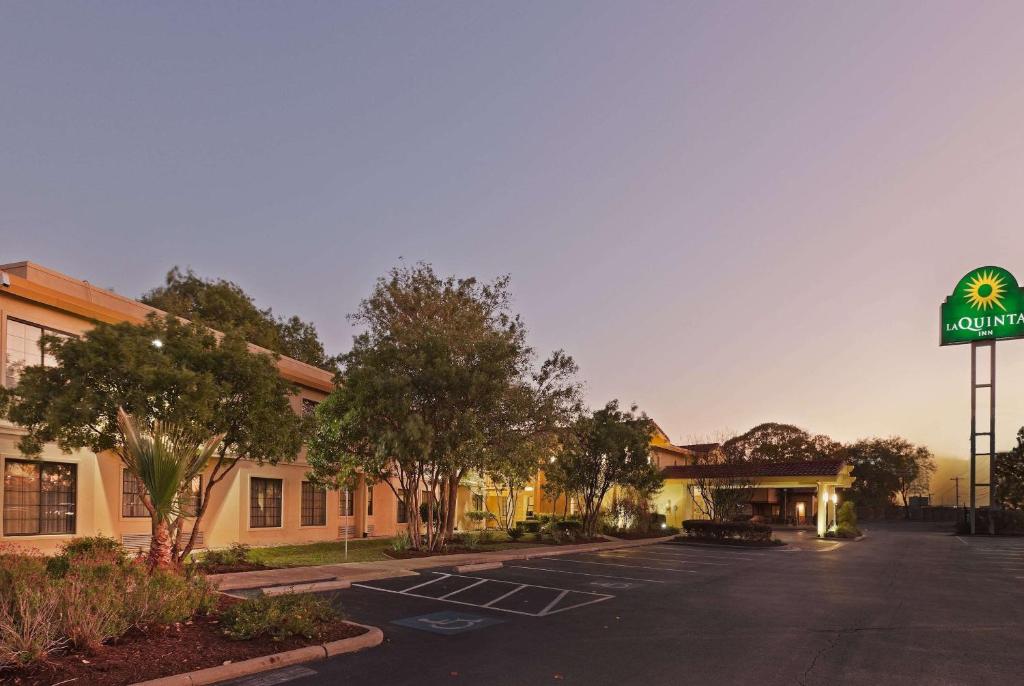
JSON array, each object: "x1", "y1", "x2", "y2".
[
  {"x1": 846, "y1": 437, "x2": 935, "y2": 515},
  {"x1": 307, "y1": 264, "x2": 578, "y2": 551},
  {"x1": 554, "y1": 400, "x2": 661, "y2": 538},
  {"x1": 722, "y1": 423, "x2": 843, "y2": 463},
  {"x1": 0, "y1": 314, "x2": 306, "y2": 562},
  {"x1": 996, "y1": 427, "x2": 1024, "y2": 509},
  {"x1": 688, "y1": 450, "x2": 755, "y2": 523},
  {"x1": 116, "y1": 408, "x2": 224, "y2": 568},
  {"x1": 142, "y1": 266, "x2": 338, "y2": 370}
]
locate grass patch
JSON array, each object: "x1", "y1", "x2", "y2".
[{"x1": 246, "y1": 539, "x2": 396, "y2": 567}]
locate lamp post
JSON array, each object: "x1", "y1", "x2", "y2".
[{"x1": 830, "y1": 491, "x2": 838, "y2": 530}]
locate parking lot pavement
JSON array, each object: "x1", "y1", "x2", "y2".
[{"x1": 228, "y1": 526, "x2": 1024, "y2": 686}]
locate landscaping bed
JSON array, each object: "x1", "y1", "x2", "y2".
[
  {"x1": 4, "y1": 596, "x2": 367, "y2": 686},
  {"x1": 673, "y1": 535, "x2": 784, "y2": 548}
]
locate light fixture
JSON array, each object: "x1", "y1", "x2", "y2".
[
  {"x1": 660, "y1": 522, "x2": 667, "y2": 530},
  {"x1": 831, "y1": 493, "x2": 838, "y2": 504},
  {"x1": 152, "y1": 339, "x2": 164, "y2": 348},
  {"x1": 549, "y1": 456, "x2": 557, "y2": 463}
]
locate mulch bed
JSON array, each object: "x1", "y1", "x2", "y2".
[{"x1": 4, "y1": 598, "x2": 367, "y2": 686}]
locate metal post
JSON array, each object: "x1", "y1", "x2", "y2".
[
  {"x1": 970, "y1": 342, "x2": 977, "y2": 534},
  {"x1": 969, "y1": 340, "x2": 997, "y2": 535}
]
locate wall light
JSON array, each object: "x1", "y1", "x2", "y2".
[{"x1": 152, "y1": 339, "x2": 164, "y2": 348}]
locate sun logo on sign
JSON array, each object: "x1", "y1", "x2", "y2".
[{"x1": 963, "y1": 269, "x2": 1008, "y2": 311}]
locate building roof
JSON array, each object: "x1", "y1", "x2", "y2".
[
  {"x1": 677, "y1": 442, "x2": 720, "y2": 454},
  {"x1": 660, "y1": 459, "x2": 846, "y2": 480},
  {"x1": 0, "y1": 260, "x2": 335, "y2": 392}
]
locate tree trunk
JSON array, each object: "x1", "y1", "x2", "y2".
[
  {"x1": 149, "y1": 518, "x2": 173, "y2": 569},
  {"x1": 443, "y1": 476, "x2": 460, "y2": 540}
]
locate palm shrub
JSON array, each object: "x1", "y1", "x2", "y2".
[
  {"x1": 116, "y1": 407, "x2": 224, "y2": 569},
  {"x1": 836, "y1": 501, "x2": 861, "y2": 538}
]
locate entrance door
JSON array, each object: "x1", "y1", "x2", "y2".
[{"x1": 795, "y1": 502, "x2": 806, "y2": 524}]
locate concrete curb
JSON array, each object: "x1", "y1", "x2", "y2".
[
  {"x1": 129, "y1": 623, "x2": 384, "y2": 686},
  {"x1": 454, "y1": 561, "x2": 504, "y2": 573},
  {"x1": 262, "y1": 580, "x2": 352, "y2": 596}
]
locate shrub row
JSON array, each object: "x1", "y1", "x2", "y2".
[
  {"x1": 681, "y1": 519, "x2": 773, "y2": 543},
  {"x1": 1, "y1": 537, "x2": 215, "y2": 668}
]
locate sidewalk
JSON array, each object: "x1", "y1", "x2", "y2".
[{"x1": 210, "y1": 535, "x2": 674, "y2": 592}]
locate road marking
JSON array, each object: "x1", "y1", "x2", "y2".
[
  {"x1": 401, "y1": 576, "x2": 448, "y2": 593},
  {"x1": 437, "y1": 578, "x2": 489, "y2": 600},
  {"x1": 956, "y1": 536, "x2": 969, "y2": 545},
  {"x1": 539, "y1": 590, "x2": 570, "y2": 615},
  {"x1": 506, "y1": 564, "x2": 667, "y2": 583},
  {"x1": 594, "y1": 551, "x2": 728, "y2": 566},
  {"x1": 230, "y1": 666, "x2": 318, "y2": 686},
  {"x1": 354, "y1": 573, "x2": 614, "y2": 617},
  {"x1": 540, "y1": 557, "x2": 698, "y2": 574},
  {"x1": 482, "y1": 584, "x2": 527, "y2": 607}
]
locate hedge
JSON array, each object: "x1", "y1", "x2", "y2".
[{"x1": 681, "y1": 519, "x2": 773, "y2": 543}]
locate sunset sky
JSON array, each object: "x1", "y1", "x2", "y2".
[{"x1": 4, "y1": 2, "x2": 1024, "y2": 503}]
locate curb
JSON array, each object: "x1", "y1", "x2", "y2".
[
  {"x1": 130, "y1": 623, "x2": 384, "y2": 686},
  {"x1": 453, "y1": 561, "x2": 503, "y2": 573},
  {"x1": 262, "y1": 580, "x2": 352, "y2": 596}
]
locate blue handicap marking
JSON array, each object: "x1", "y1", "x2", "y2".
[{"x1": 392, "y1": 611, "x2": 504, "y2": 635}]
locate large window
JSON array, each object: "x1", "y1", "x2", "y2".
[
  {"x1": 4, "y1": 318, "x2": 71, "y2": 386},
  {"x1": 3, "y1": 460, "x2": 76, "y2": 535},
  {"x1": 122, "y1": 470, "x2": 148, "y2": 518},
  {"x1": 249, "y1": 478, "x2": 282, "y2": 528},
  {"x1": 301, "y1": 481, "x2": 327, "y2": 526},
  {"x1": 340, "y1": 488, "x2": 354, "y2": 517},
  {"x1": 396, "y1": 490, "x2": 408, "y2": 523},
  {"x1": 472, "y1": 493, "x2": 484, "y2": 511}
]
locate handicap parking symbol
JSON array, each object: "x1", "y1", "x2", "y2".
[{"x1": 392, "y1": 611, "x2": 504, "y2": 635}]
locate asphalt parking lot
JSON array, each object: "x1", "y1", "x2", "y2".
[{"x1": 225, "y1": 524, "x2": 1024, "y2": 686}]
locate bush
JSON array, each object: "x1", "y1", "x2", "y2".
[
  {"x1": 958, "y1": 508, "x2": 1024, "y2": 535},
  {"x1": 834, "y1": 502, "x2": 861, "y2": 538},
  {"x1": 0, "y1": 549, "x2": 65, "y2": 667},
  {"x1": 515, "y1": 519, "x2": 541, "y2": 534},
  {"x1": 221, "y1": 593, "x2": 337, "y2": 642},
  {"x1": 477, "y1": 529, "x2": 498, "y2": 545},
  {"x1": 390, "y1": 530, "x2": 411, "y2": 552},
  {"x1": 452, "y1": 532, "x2": 480, "y2": 550},
  {"x1": 464, "y1": 510, "x2": 495, "y2": 526},
  {"x1": 47, "y1": 535, "x2": 128, "y2": 577},
  {"x1": 507, "y1": 525, "x2": 524, "y2": 541},
  {"x1": 542, "y1": 518, "x2": 584, "y2": 544},
  {"x1": 202, "y1": 543, "x2": 251, "y2": 568},
  {"x1": 681, "y1": 520, "x2": 773, "y2": 543},
  {"x1": 0, "y1": 545, "x2": 217, "y2": 666}
]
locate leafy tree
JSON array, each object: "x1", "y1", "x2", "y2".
[
  {"x1": 307, "y1": 264, "x2": 578, "y2": 551},
  {"x1": 995, "y1": 427, "x2": 1024, "y2": 509},
  {"x1": 142, "y1": 266, "x2": 338, "y2": 370},
  {"x1": 0, "y1": 314, "x2": 305, "y2": 562},
  {"x1": 688, "y1": 450, "x2": 754, "y2": 523},
  {"x1": 722, "y1": 423, "x2": 843, "y2": 463},
  {"x1": 846, "y1": 437, "x2": 935, "y2": 515},
  {"x1": 554, "y1": 400, "x2": 661, "y2": 538},
  {"x1": 116, "y1": 408, "x2": 223, "y2": 568}
]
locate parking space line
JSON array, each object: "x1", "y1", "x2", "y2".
[
  {"x1": 482, "y1": 584, "x2": 527, "y2": 607},
  {"x1": 651, "y1": 548, "x2": 763, "y2": 561},
  {"x1": 506, "y1": 564, "x2": 667, "y2": 583},
  {"x1": 593, "y1": 551, "x2": 728, "y2": 566},
  {"x1": 539, "y1": 590, "x2": 569, "y2": 615},
  {"x1": 401, "y1": 576, "x2": 448, "y2": 593},
  {"x1": 541, "y1": 593, "x2": 614, "y2": 616},
  {"x1": 437, "y1": 578, "x2": 489, "y2": 600},
  {"x1": 541, "y1": 557, "x2": 698, "y2": 574},
  {"x1": 352, "y1": 582, "x2": 539, "y2": 616}
]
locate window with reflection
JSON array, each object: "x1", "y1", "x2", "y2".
[
  {"x1": 302, "y1": 481, "x2": 327, "y2": 526},
  {"x1": 5, "y1": 319, "x2": 71, "y2": 386},
  {"x1": 249, "y1": 477, "x2": 282, "y2": 528},
  {"x1": 3, "y1": 460, "x2": 76, "y2": 535}
]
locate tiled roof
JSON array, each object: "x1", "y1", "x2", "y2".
[
  {"x1": 677, "y1": 443, "x2": 720, "y2": 453},
  {"x1": 660, "y1": 459, "x2": 845, "y2": 480}
]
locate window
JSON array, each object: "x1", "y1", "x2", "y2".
[
  {"x1": 472, "y1": 493, "x2": 484, "y2": 511},
  {"x1": 3, "y1": 459, "x2": 76, "y2": 535},
  {"x1": 122, "y1": 470, "x2": 148, "y2": 518},
  {"x1": 249, "y1": 478, "x2": 282, "y2": 528},
  {"x1": 4, "y1": 319, "x2": 71, "y2": 386},
  {"x1": 366, "y1": 486, "x2": 374, "y2": 516},
  {"x1": 340, "y1": 488, "x2": 354, "y2": 517},
  {"x1": 396, "y1": 490, "x2": 408, "y2": 524},
  {"x1": 301, "y1": 481, "x2": 327, "y2": 526},
  {"x1": 526, "y1": 495, "x2": 535, "y2": 518},
  {"x1": 184, "y1": 476, "x2": 203, "y2": 518},
  {"x1": 300, "y1": 398, "x2": 319, "y2": 416}
]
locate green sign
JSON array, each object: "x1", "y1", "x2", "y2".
[{"x1": 941, "y1": 266, "x2": 1024, "y2": 345}]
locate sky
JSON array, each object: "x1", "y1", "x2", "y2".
[{"x1": 4, "y1": 2, "x2": 1024, "y2": 497}]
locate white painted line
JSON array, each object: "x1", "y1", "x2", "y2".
[
  {"x1": 645, "y1": 548, "x2": 762, "y2": 561},
  {"x1": 445, "y1": 572, "x2": 610, "y2": 596},
  {"x1": 350, "y1": 582, "x2": 539, "y2": 617},
  {"x1": 437, "y1": 578, "x2": 489, "y2": 600},
  {"x1": 506, "y1": 564, "x2": 667, "y2": 583},
  {"x1": 593, "y1": 551, "x2": 728, "y2": 566},
  {"x1": 538, "y1": 589, "x2": 570, "y2": 616},
  {"x1": 540, "y1": 557, "x2": 698, "y2": 574},
  {"x1": 956, "y1": 536, "x2": 969, "y2": 545},
  {"x1": 542, "y1": 593, "x2": 614, "y2": 616},
  {"x1": 482, "y1": 584, "x2": 528, "y2": 608},
  {"x1": 400, "y1": 575, "x2": 450, "y2": 593}
]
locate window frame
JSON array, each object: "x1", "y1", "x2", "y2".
[
  {"x1": 121, "y1": 469, "x2": 149, "y2": 518},
  {"x1": 339, "y1": 487, "x2": 354, "y2": 517},
  {"x1": 248, "y1": 477, "x2": 283, "y2": 529},
  {"x1": 396, "y1": 489, "x2": 408, "y2": 524},
  {"x1": 300, "y1": 481, "x2": 327, "y2": 527},
  {"x1": 366, "y1": 485, "x2": 374, "y2": 517},
  {"x1": 3, "y1": 458, "x2": 78, "y2": 537},
  {"x1": 4, "y1": 317, "x2": 75, "y2": 387}
]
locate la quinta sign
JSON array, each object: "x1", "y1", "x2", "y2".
[
  {"x1": 941, "y1": 266, "x2": 1024, "y2": 345},
  {"x1": 941, "y1": 265, "x2": 1024, "y2": 534}
]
